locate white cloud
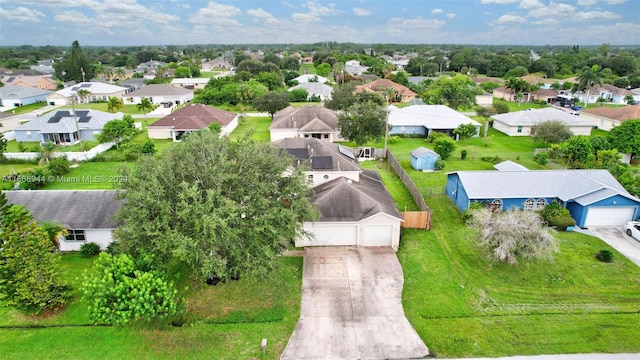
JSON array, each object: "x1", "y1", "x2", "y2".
[
  {"x1": 446, "y1": 13, "x2": 457, "y2": 19},
  {"x1": 0, "y1": 6, "x2": 45, "y2": 22},
  {"x1": 577, "y1": 0, "x2": 626, "y2": 5},
  {"x1": 573, "y1": 10, "x2": 621, "y2": 20},
  {"x1": 605, "y1": 0, "x2": 627, "y2": 4},
  {"x1": 496, "y1": 14, "x2": 528, "y2": 23},
  {"x1": 384, "y1": 17, "x2": 446, "y2": 36},
  {"x1": 481, "y1": 0, "x2": 518, "y2": 4},
  {"x1": 432, "y1": 8, "x2": 443, "y2": 14},
  {"x1": 518, "y1": 0, "x2": 544, "y2": 9},
  {"x1": 353, "y1": 7, "x2": 371, "y2": 16},
  {"x1": 577, "y1": 0, "x2": 598, "y2": 5},
  {"x1": 3, "y1": 0, "x2": 100, "y2": 7},
  {"x1": 304, "y1": 1, "x2": 340, "y2": 16},
  {"x1": 528, "y1": 2, "x2": 576, "y2": 18},
  {"x1": 54, "y1": 10, "x2": 91, "y2": 24},
  {"x1": 189, "y1": 1, "x2": 241, "y2": 26},
  {"x1": 292, "y1": 12, "x2": 319, "y2": 23},
  {"x1": 247, "y1": 8, "x2": 279, "y2": 24}
]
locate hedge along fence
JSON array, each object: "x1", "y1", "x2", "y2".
[
  {"x1": 387, "y1": 151, "x2": 432, "y2": 230},
  {"x1": 3, "y1": 142, "x2": 115, "y2": 162}
]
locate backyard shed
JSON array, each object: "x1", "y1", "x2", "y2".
[{"x1": 410, "y1": 147, "x2": 439, "y2": 171}]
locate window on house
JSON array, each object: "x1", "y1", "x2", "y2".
[
  {"x1": 536, "y1": 198, "x2": 547, "y2": 209},
  {"x1": 491, "y1": 199, "x2": 503, "y2": 211},
  {"x1": 311, "y1": 133, "x2": 321, "y2": 139},
  {"x1": 304, "y1": 134, "x2": 310, "y2": 138},
  {"x1": 517, "y1": 126, "x2": 523, "y2": 133},
  {"x1": 307, "y1": 174, "x2": 314, "y2": 184},
  {"x1": 323, "y1": 134, "x2": 329, "y2": 139},
  {"x1": 26, "y1": 131, "x2": 32, "y2": 139},
  {"x1": 65, "y1": 229, "x2": 86, "y2": 241},
  {"x1": 524, "y1": 198, "x2": 536, "y2": 210}
]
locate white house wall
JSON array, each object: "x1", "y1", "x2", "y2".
[
  {"x1": 307, "y1": 170, "x2": 360, "y2": 187},
  {"x1": 59, "y1": 229, "x2": 114, "y2": 252},
  {"x1": 493, "y1": 121, "x2": 527, "y2": 136},
  {"x1": 270, "y1": 129, "x2": 300, "y2": 142},
  {"x1": 579, "y1": 112, "x2": 618, "y2": 131},
  {"x1": 148, "y1": 127, "x2": 173, "y2": 139},
  {"x1": 220, "y1": 116, "x2": 239, "y2": 136}
]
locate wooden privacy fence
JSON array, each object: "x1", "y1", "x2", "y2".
[
  {"x1": 401, "y1": 211, "x2": 431, "y2": 230},
  {"x1": 386, "y1": 151, "x2": 432, "y2": 230}
]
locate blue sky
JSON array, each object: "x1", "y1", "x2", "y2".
[{"x1": 0, "y1": 0, "x2": 638, "y2": 46}]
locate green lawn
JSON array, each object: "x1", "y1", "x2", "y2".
[
  {"x1": 2, "y1": 102, "x2": 47, "y2": 115},
  {"x1": 0, "y1": 254, "x2": 303, "y2": 359},
  {"x1": 199, "y1": 71, "x2": 223, "y2": 78},
  {"x1": 398, "y1": 196, "x2": 640, "y2": 357},
  {"x1": 42, "y1": 162, "x2": 134, "y2": 190},
  {"x1": 230, "y1": 116, "x2": 271, "y2": 142},
  {"x1": 58, "y1": 103, "x2": 150, "y2": 115}
]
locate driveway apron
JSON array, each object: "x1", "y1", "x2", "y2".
[{"x1": 281, "y1": 246, "x2": 429, "y2": 360}]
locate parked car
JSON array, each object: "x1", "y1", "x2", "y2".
[
  {"x1": 624, "y1": 221, "x2": 640, "y2": 241},
  {"x1": 571, "y1": 105, "x2": 583, "y2": 111}
]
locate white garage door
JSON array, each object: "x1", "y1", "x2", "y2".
[
  {"x1": 363, "y1": 225, "x2": 393, "y2": 247},
  {"x1": 299, "y1": 224, "x2": 358, "y2": 247},
  {"x1": 584, "y1": 207, "x2": 635, "y2": 226}
]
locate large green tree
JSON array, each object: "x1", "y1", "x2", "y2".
[
  {"x1": 107, "y1": 96, "x2": 124, "y2": 113},
  {"x1": 577, "y1": 65, "x2": 605, "y2": 107},
  {"x1": 337, "y1": 101, "x2": 386, "y2": 146},
  {"x1": 608, "y1": 119, "x2": 640, "y2": 158},
  {"x1": 325, "y1": 82, "x2": 357, "y2": 111},
  {"x1": 55, "y1": 40, "x2": 93, "y2": 82},
  {"x1": 422, "y1": 74, "x2": 478, "y2": 110},
  {"x1": 136, "y1": 98, "x2": 153, "y2": 121},
  {"x1": 453, "y1": 123, "x2": 477, "y2": 145},
  {"x1": 0, "y1": 205, "x2": 70, "y2": 313},
  {"x1": 115, "y1": 131, "x2": 318, "y2": 281},
  {"x1": 252, "y1": 91, "x2": 290, "y2": 118},
  {"x1": 532, "y1": 120, "x2": 573, "y2": 147},
  {"x1": 98, "y1": 115, "x2": 136, "y2": 149}
]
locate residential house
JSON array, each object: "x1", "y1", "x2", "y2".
[
  {"x1": 446, "y1": 169, "x2": 640, "y2": 227},
  {"x1": 200, "y1": 57, "x2": 232, "y2": 71},
  {"x1": 134, "y1": 60, "x2": 168, "y2": 74},
  {"x1": 46, "y1": 82, "x2": 128, "y2": 105},
  {"x1": 532, "y1": 89, "x2": 560, "y2": 104},
  {"x1": 344, "y1": 60, "x2": 369, "y2": 76},
  {"x1": 293, "y1": 74, "x2": 329, "y2": 84},
  {"x1": 1, "y1": 74, "x2": 58, "y2": 90},
  {"x1": 0, "y1": 86, "x2": 51, "y2": 107},
  {"x1": 275, "y1": 137, "x2": 362, "y2": 187},
  {"x1": 29, "y1": 59, "x2": 56, "y2": 74},
  {"x1": 493, "y1": 86, "x2": 533, "y2": 102},
  {"x1": 170, "y1": 78, "x2": 210, "y2": 90},
  {"x1": 118, "y1": 78, "x2": 146, "y2": 92},
  {"x1": 520, "y1": 75, "x2": 554, "y2": 89},
  {"x1": 5, "y1": 190, "x2": 122, "y2": 251},
  {"x1": 269, "y1": 105, "x2": 341, "y2": 142},
  {"x1": 124, "y1": 84, "x2": 193, "y2": 106},
  {"x1": 300, "y1": 56, "x2": 313, "y2": 64},
  {"x1": 147, "y1": 103, "x2": 238, "y2": 140},
  {"x1": 574, "y1": 84, "x2": 632, "y2": 105},
  {"x1": 14, "y1": 109, "x2": 124, "y2": 144},
  {"x1": 355, "y1": 78, "x2": 416, "y2": 103},
  {"x1": 491, "y1": 107, "x2": 594, "y2": 136},
  {"x1": 288, "y1": 82, "x2": 333, "y2": 101},
  {"x1": 581, "y1": 104, "x2": 640, "y2": 131},
  {"x1": 388, "y1": 105, "x2": 481, "y2": 138},
  {"x1": 410, "y1": 147, "x2": 440, "y2": 171},
  {"x1": 298, "y1": 170, "x2": 403, "y2": 249}
]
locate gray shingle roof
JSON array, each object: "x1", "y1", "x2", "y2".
[
  {"x1": 453, "y1": 170, "x2": 639, "y2": 205},
  {"x1": 126, "y1": 84, "x2": 193, "y2": 97},
  {"x1": 270, "y1": 105, "x2": 338, "y2": 130},
  {"x1": 491, "y1": 107, "x2": 594, "y2": 127},
  {"x1": 0, "y1": 85, "x2": 51, "y2": 98},
  {"x1": 148, "y1": 103, "x2": 237, "y2": 129},
  {"x1": 494, "y1": 160, "x2": 528, "y2": 171},
  {"x1": 5, "y1": 190, "x2": 123, "y2": 229},
  {"x1": 389, "y1": 105, "x2": 481, "y2": 129},
  {"x1": 15, "y1": 109, "x2": 124, "y2": 133},
  {"x1": 311, "y1": 170, "x2": 402, "y2": 222},
  {"x1": 274, "y1": 138, "x2": 361, "y2": 172},
  {"x1": 411, "y1": 147, "x2": 438, "y2": 158}
]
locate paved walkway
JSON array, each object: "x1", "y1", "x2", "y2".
[{"x1": 281, "y1": 247, "x2": 429, "y2": 359}]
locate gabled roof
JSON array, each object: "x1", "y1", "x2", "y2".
[
  {"x1": 148, "y1": 103, "x2": 237, "y2": 130},
  {"x1": 126, "y1": 84, "x2": 193, "y2": 97},
  {"x1": 0, "y1": 85, "x2": 51, "y2": 98},
  {"x1": 289, "y1": 82, "x2": 333, "y2": 98},
  {"x1": 15, "y1": 109, "x2": 123, "y2": 133},
  {"x1": 170, "y1": 78, "x2": 210, "y2": 85},
  {"x1": 582, "y1": 104, "x2": 640, "y2": 122},
  {"x1": 54, "y1": 82, "x2": 128, "y2": 97},
  {"x1": 355, "y1": 79, "x2": 416, "y2": 97},
  {"x1": 491, "y1": 107, "x2": 594, "y2": 127},
  {"x1": 270, "y1": 105, "x2": 338, "y2": 131},
  {"x1": 388, "y1": 104, "x2": 481, "y2": 129},
  {"x1": 451, "y1": 170, "x2": 640, "y2": 206},
  {"x1": 1, "y1": 74, "x2": 56, "y2": 87},
  {"x1": 494, "y1": 160, "x2": 528, "y2": 171},
  {"x1": 293, "y1": 74, "x2": 329, "y2": 84},
  {"x1": 275, "y1": 137, "x2": 361, "y2": 173},
  {"x1": 411, "y1": 147, "x2": 439, "y2": 158},
  {"x1": 311, "y1": 170, "x2": 402, "y2": 222},
  {"x1": 5, "y1": 190, "x2": 123, "y2": 229}
]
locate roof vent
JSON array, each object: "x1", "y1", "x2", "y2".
[
  {"x1": 347, "y1": 179, "x2": 352, "y2": 184},
  {"x1": 172, "y1": 118, "x2": 175, "y2": 121}
]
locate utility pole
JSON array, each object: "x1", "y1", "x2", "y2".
[
  {"x1": 70, "y1": 91, "x2": 85, "y2": 153},
  {"x1": 384, "y1": 94, "x2": 390, "y2": 158}
]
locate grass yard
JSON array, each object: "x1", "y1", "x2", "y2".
[
  {"x1": 42, "y1": 162, "x2": 134, "y2": 190},
  {"x1": 231, "y1": 116, "x2": 271, "y2": 142},
  {"x1": 0, "y1": 254, "x2": 303, "y2": 359},
  {"x1": 199, "y1": 71, "x2": 224, "y2": 78},
  {"x1": 2, "y1": 102, "x2": 48, "y2": 115},
  {"x1": 58, "y1": 103, "x2": 149, "y2": 115},
  {"x1": 397, "y1": 196, "x2": 640, "y2": 357}
]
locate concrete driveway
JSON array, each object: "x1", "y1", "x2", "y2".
[
  {"x1": 584, "y1": 226, "x2": 640, "y2": 267},
  {"x1": 281, "y1": 247, "x2": 429, "y2": 360}
]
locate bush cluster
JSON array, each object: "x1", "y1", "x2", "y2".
[{"x1": 80, "y1": 242, "x2": 101, "y2": 257}]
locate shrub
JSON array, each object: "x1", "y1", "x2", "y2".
[
  {"x1": 47, "y1": 156, "x2": 71, "y2": 177},
  {"x1": 140, "y1": 140, "x2": 156, "y2": 154},
  {"x1": 435, "y1": 159, "x2": 446, "y2": 170},
  {"x1": 106, "y1": 241, "x2": 122, "y2": 255},
  {"x1": 481, "y1": 155, "x2": 503, "y2": 164},
  {"x1": 427, "y1": 131, "x2": 448, "y2": 143},
  {"x1": 533, "y1": 151, "x2": 548, "y2": 166},
  {"x1": 541, "y1": 201, "x2": 571, "y2": 221},
  {"x1": 546, "y1": 216, "x2": 576, "y2": 231},
  {"x1": 596, "y1": 249, "x2": 613, "y2": 263},
  {"x1": 460, "y1": 149, "x2": 468, "y2": 160},
  {"x1": 80, "y1": 242, "x2": 101, "y2": 257},
  {"x1": 434, "y1": 137, "x2": 456, "y2": 160}
]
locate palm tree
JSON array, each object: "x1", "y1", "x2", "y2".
[
  {"x1": 624, "y1": 94, "x2": 636, "y2": 105},
  {"x1": 577, "y1": 64, "x2": 605, "y2": 107},
  {"x1": 137, "y1": 97, "x2": 153, "y2": 121},
  {"x1": 476, "y1": 106, "x2": 496, "y2": 138},
  {"x1": 38, "y1": 142, "x2": 56, "y2": 165},
  {"x1": 597, "y1": 96, "x2": 607, "y2": 106},
  {"x1": 76, "y1": 89, "x2": 91, "y2": 104},
  {"x1": 41, "y1": 220, "x2": 67, "y2": 252},
  {"x1": 113, "y1": 67, "x2": 126, "y2": 81},
  {"x1": 107, "y1": 96, "x2": 124, "y2": 113}
]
